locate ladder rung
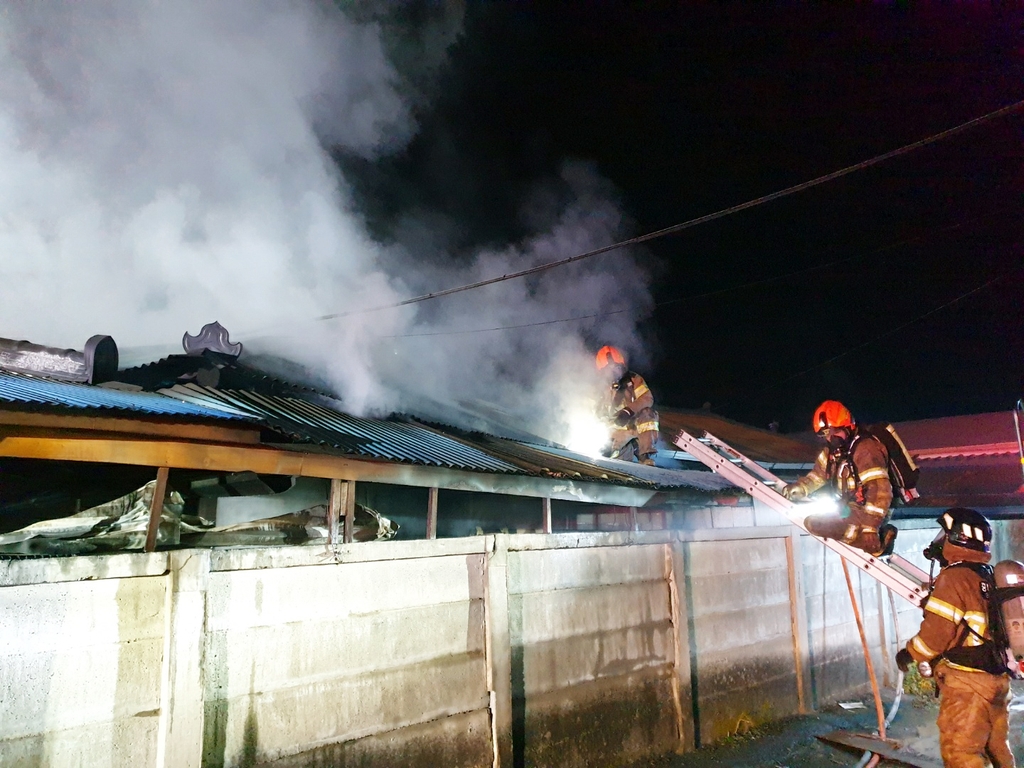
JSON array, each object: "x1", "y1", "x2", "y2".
[{"x1": 673, "y1": 429, "x2": 929, "y2": 606}]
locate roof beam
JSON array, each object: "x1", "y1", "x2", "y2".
[{"x1": 0, "y1": 433, "x2": 657, "y2": 507}]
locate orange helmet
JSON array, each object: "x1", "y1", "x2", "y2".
[
  {"x1": 595, "y1": 345, "x2": 626, "y2": 370},
  {"x1": 812, "y1": 400, "x2": 854, "y2": 433}
]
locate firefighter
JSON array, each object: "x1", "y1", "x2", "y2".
[
  {"x1": 896, "y1": 508, "x2": 1016, "y2": 768},
  {"x1": 595, "y1": 346, "x2": 659, "y2": 466},
  {"x1": 778, "y1": 400, "x2": 897, "y2": 556}
]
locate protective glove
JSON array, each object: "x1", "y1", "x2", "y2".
[
  {"x1": 613, "y1": 409, "x2": 632, "y2": 427},
  {"x1": 778, "y1": 483, "x2": 807, "y2": 501},
  {"x1": 895, "y1": 648, "x2": 914, "y2": 673}
]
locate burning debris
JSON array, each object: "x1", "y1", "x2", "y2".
[{"x1": 0, "y1": 478, "x2": 397, "y2": 556}]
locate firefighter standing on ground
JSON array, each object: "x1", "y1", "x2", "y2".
[
  {"x1": 778, "y1": 400, "x2": 897, "y2": 556},
  {"x1": 595, "y1": 346, "x2": 659, "y2": 466},
  {"x1": 896, "y1": 508, "x2": 1016, "y2": 768}
]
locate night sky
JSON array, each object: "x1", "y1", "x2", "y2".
[{"x1": 344, "y1": 4, "x2": 1024, "y2": 432}]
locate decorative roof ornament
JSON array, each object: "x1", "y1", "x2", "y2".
[
  {"x1": 182, "y1": 322, "x2": 243, "y2": 358},
  {"x1": 0, "y1": 335, "x2": 118, "y2": 384}
]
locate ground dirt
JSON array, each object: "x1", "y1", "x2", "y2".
[{"x1": 623, "y1": 684, "x2": 1024, "y2": 767}]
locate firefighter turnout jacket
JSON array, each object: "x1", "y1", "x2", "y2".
[
  {"x1": 790, "y1": 429, "x2": 893, "y2": 550},
  {"x1": 606, "y1": 371, "x2": 659, "y2": 462},
  {"x1": 904, "y1": 545, "x2": 1015, "y2": 768}
]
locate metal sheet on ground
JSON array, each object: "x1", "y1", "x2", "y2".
[{"x1": 817, "y1": 731, "x2": 942, "y2": 768}]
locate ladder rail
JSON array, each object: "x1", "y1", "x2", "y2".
[
  {"x1": 1014, "y1": 401, "x2": 1024, "y2": 486},
  {"x1": 673, "y1": 429, "x2": 929, "y2": 606}
]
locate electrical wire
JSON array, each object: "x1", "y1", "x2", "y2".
[
  {"x1": 306, "y1": 97, "x2": 1024, "y2": 324},
  {"x1": 379, "y1": 201, "x2": 1019, "y2": 339},
  {"x1": 742, "y1": 260, "x2": 1024, "y2": 400}
]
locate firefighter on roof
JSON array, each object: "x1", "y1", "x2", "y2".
[
  {"x1": 778, "y1": 400, "x2": 897, "y2": 556},
  {"x1": 595, "y1": 346, "x2": 659, "y2": 466},
  {"x1": 896, "y1": 508, "x2": 1016, "y2": 768}
]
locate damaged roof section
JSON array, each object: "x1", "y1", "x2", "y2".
[{"x1": 0, "y1": 334, "x2": 732, "y2": 496}]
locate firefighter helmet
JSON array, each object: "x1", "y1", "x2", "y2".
[
  {"x1": 595, "y1": 346, "x2": 626, "y2": 370},
  {"x1": 812, "y1": 400, "x2": 854, "y2": 434},
  {"x1": 938, "y1": 507, "x2": 992, "y2": 553}
]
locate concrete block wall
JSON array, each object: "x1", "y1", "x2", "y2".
[
  {"x1": 505, "y1": 539, "x2": 681, "y2": 768},
  {"x1": 1, "y1": 524, "x2": 976, "y2": 767},
  {"x1": 683, "y1": 535, "x2": 802, "y2": 743},
  {"x1": 0, "y1": 555, "x2": 170, "y2": 768}
]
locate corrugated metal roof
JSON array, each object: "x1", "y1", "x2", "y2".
[
  {"x1": 0, "y1": 372, "x2": 734, "y2": 492},
  {"x1": 0, "y1": 372, "x2": 254, "y2": 421},
  {"x1": 160, "y1": 384, "x2": 522, "y2": 473}
]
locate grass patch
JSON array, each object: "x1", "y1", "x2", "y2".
[{"x1": 902, "y1": 665, "x2": 937, "y2": 698}]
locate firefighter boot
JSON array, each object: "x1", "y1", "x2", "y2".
[{"x1": 876, "y1": 524, "x2": 897, "y2": 558}]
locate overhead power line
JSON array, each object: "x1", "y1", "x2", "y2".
[
  {"x1": 382, "y1": 202, "x2": 1019, "y2": 338},
  {"x1": 727, "y1": 260, "x2": 1024, "y2": 406},
  {"x1": 313, "y1": 97, "x2": 1024, "y2": 323}
]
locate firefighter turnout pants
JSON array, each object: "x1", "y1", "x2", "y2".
[
  {"x1": 804, "y1": 504, "x2": 883, "y2": 555},
  {"x1": 935, "y1": 663, "x2": 1015, "y2": 768}
]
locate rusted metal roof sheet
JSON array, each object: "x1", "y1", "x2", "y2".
[
  {"x1": 451, "y1": 431, "x2": 732, "y2": 492},
  {"x1": 894, "y1": 411, "x2": 1020, "y2": 457},
  {"x1": 658, "y1": 408, "x2": 820, "y2": 464},
  {"x1": 0, "y1": 372, "x2": 253, "y2": 421}
]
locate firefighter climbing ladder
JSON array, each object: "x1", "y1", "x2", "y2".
[{"x1": 672, "y1": 429, "x2": 931, "y2": 607}]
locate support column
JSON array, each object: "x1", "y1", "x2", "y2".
[
  {"x1": 342, "y1": 481, "x2": 356, "y2": 544},
  {"x1": 157, "y1": 549, "x2": 210, "y2": 768},
  {"x1": 327, "y1": 478, "x2": 342, "y2": 546},
  {"x1": 486, "y1": 535, "x2": 512, "y2": 766},
  {"x1": 666, "y1": 540, "x2": 695, "y2": 752},
  {"x1": 426, "y1": 487, "x2": 438, "y2": 540},
  {"x1": 145, "y1": 466, "x2": 170, "y2": 553},
  {"x1": 541, "y1": 498, "x2": 552, "y2": 534}
]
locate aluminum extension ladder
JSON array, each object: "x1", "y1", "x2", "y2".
[{"x1": 673, "y1": 429, "x2": 931, "y2": 606}]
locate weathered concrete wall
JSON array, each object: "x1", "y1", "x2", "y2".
[
  {"x1": 202, "y1": 545, "x2": 493, "y2": 768},
  {"x1": 0, "y1": 525, "x2": 953, "y2": 767},
  {"x1": 682, "y1": 534, "x2": 802, "y2": 744},
  {"x1": 0, "y1": 555, "x2": 169, "y2": 768},
  {"x1": 506, "y1": 540, "x2": 680, "y2": 768}
]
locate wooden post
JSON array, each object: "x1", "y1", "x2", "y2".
[
  {"x1": 785, "y1": 531, "x2": 811, "y2": 713},
  {"x1": 342, "y1": 480, "x2": 356, "y2": 544},
  {"x1": 541, "y1": 498, "x2": 552, "y2": 533},
  {"x1": 327, "y1": 478, "x2": 342, "y2": 546},
  {"x1": 630, "y1": 506, "x2": 639, "y2": 532},
  {"x1": 144, "y1": 466, "x2": 169, "y2": 553},
  {"x1": 426, "y1": 487, "x2": 438, "y2": 540}
]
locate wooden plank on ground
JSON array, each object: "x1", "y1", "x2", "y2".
[{"x1": 818, "y1": 731, "x2": 942, "y2": 768}]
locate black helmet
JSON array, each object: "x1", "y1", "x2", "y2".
[{"x1": 938, "y1": 507, "x2": 992, "y2": 553}]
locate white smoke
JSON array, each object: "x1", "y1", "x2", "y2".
[{"x1": 0, "y1": 1, "x2": 654, "y2": 442}]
